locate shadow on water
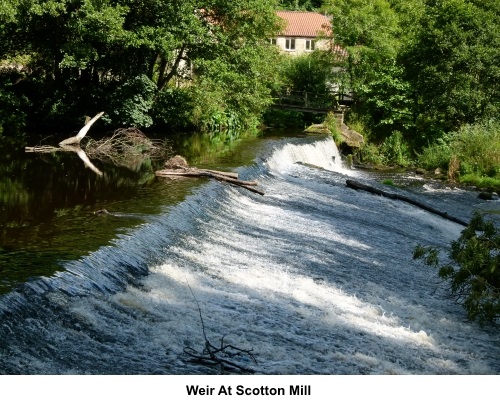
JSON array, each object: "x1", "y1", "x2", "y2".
[
  {"x1": 0, "y1": 128, "x2": 269, "y2": 294},
  {"x1": 0, "y1": 132, "x2": 498, "y2": 375}
]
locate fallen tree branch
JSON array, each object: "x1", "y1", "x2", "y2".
[
  {"x1": 183, "y1": 281, "x2": 257, "y2": 374},
  {"x1": 346, "y1": 179, "x2": 468, "y2": 226},
  {"x1": 156, "y1": 166, "x2": 264, "y2": 196},
  {"x1": 156, "y1": 170, "x2": 257, "y2": 186},
  {"x1": 85, "y1": 127, "x2": 171, "y2": 169},
  {"x1": 59, "y1": 111, "x2": 104, "y2": 145},
  {"x1": 25, "y1": 145, "x2": 63, "y2": 153}
]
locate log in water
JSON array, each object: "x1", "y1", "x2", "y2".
[{"x1": 346, "y1": 179, "x2": 469, "y2": 227}]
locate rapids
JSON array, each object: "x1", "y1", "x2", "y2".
[{"x1": 0, "y1": 136, "x2": 498, "y2": 374}]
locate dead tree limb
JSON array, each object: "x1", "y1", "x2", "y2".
[
  {"x1": 156, "y1": 168, "x2": 264, "y2": 196},
  {"x1": 202, "y1": 169, "x2": 239, "y2": 179},
  {"x1": 157, "y1": 170, "x2": 257, "y2": 186},
  {"x1": 25, "y1": 146, "x2": 62, "y2": 153},
  {"x1": 346, "y1": 179, "x2": 468, "y2": 226},
  {"x1": 59, "y1": 111, "x2": 104, "y2": 146},
  {"x1": 183, "y1": 281, "x2": 257, "y2": 374}
]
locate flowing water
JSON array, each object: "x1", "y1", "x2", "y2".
[{"x1": 0, "y1": 133, "x2": 499, "y2": 374}]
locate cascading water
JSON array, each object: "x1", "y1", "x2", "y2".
[{"x1": 0, "y1": 135, "x2": 498, "y2": 374}]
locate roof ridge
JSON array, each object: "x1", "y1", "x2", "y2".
[{"x1": 276, "y1": 10, "x2": 332, "y2": 38}]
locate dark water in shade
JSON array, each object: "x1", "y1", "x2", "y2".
[
  {"x1": 0, "y1": 129, "x2": 271, "y2": 294},
  {"x1": 0, "y1": 131, "x2": 499, "y2": 374}
]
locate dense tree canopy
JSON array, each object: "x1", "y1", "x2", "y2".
[
  {"x1": 322, "y1": 0, "x2": 411, "y2": 139},
  {"x1": 402, "y1": 0, "x2": 500, "y2": 139},
  {"x1": 1, "y1": 0, "x2": 499, "y2": 142},
  {"x1": 0, "y1": 0, "x2": 282, "y2": 130},
  {"x1": 323, "y1": 0, "x2": 499, "y2": 146}
]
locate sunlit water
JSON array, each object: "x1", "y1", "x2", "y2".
[{"x1": 0, "y1": 136, "x2": 498, "y2": 374}]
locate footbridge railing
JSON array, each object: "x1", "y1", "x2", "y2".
[{"x1": 272, "y1": 90, "x2": 353, "y2": 113}]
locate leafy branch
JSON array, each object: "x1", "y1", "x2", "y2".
[{"x1": 413, "y1": 212, "x2": 500, "y2": 326}]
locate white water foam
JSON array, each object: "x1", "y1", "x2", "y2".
[
  {"x1": 265, "y1": 137, "x2": 354, "y2": 175},
  {"x1": 1, "y1": 136, "x2": 498, "y2": 375}
]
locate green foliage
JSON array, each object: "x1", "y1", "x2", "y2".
[
  {"x1": 459, "y1": 174, "x2": 500, "y2": 191},
  {"x1": 417, "y1": 120, "x2": 500, "y2": 186},
  {"x1": 278, "y1": 0, "x2": 323, "y2": 10},
  {"x1": 417, "y1": 138, "x2": 453, "y2": 172},
  {"x1": 451, "y1": 120, "x2": 500, "y2": 179},
  {"x1": 281, "y1": 52, "x2": 334, "y2": 95},
  {"x1": 359, "y1": 143, "x2": 384, "y2": 166},
  {"x1": 379, "y1": 131, "x2": 413, "y2": 166},
  {"x1": 190, "y1": 40, "x2": 284, "y2": 130},
  {"x1": 262, "y1": 108, "x2": 305, "y2": 129},
  {"x1": 402, "y1": 0, "x2": 500, "y2": 139},
  {"x1": 413, "y1": 212, "x2": 500, "y2": 325},
  {"x1": 324, "y1": 112, "x2": 343, "y2": 146},
  {"x1": 0, "y1": 0, "x2": 283, "y2": 130},
  {"x1": 104, "y1": 75, "x2": 157, "y2": 128},
  {"x1": 0, "y1": 73, "x2": 29, "y2": 133},
  {"x1": 151, "y1": 87, "x2": 194, "y2": 131},
  {"x1": 323, "y1": 0, "x2": 414, "y2": 139}
]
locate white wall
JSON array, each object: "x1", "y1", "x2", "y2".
[{"x1": 274, "y1": 37, "x2": 331, "y2": 56}]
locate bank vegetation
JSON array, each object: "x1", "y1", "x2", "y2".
[{"x1": 1, "y1": 0, "x2": 499, "y2": 189}]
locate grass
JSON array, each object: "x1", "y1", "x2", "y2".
[
  {"x1": 459, "y1": 174, "x2": 500, "y2": 191},
  {"x1": 417, "y1": 120, "x2": 500, "y2": 189}
]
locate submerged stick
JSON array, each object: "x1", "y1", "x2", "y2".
[
  {"x1": 346, "y1": 179, "x2": 468, "y2": 226},
  {"x1": 183, "y1": 280, "x2": 257, "y2": 374}
]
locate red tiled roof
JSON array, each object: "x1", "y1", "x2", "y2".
[{"x1": 277, "y1": 11, "x2": 331, "y2": 37}]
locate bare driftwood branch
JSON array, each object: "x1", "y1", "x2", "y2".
[
  {"x1": 346, "y1": 179, "x2": 468, "y2": 226},
  {"x1": 25, "y1": 144, "x2": 103, "y2": 175},
  {"x1": 25, "y1": 146, "x2": 63, "y2": 153},
  {"x1": 59, "y1": 111, "x2": 104, "y2": 145},
  {"x1": 156, "y1": 160, "x2": 264, "y2": 195},
  {"x1": 25, "y1": 119, "x2": 170, "y2": 175},
  {"x1": 183, "y1": 281, "x2": 257, "y2": 374},
  {"x1": 157, "y1": 170, "x2": 257, "y2": 186},
  {"x1": 85, "y1": 127, "x2": 172, "y2": 169}
]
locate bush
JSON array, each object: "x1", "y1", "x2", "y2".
[
  {"x1": 151, "y1": 87, "x2": 194, "y2": 131},
  {"x1": 103, "y1": 75, "x2": 157, "y2": 128},
  {"x1": 324, "y1": 112, "x2": 344, "y2": 146},
  {"x1": 452, "y1": 120, "x2": 500, "y2": 179},
  {"x1": 417, "y1": 139, "x2": 453, "y2": 171},
  {"x1": 379, "y1": 130, "x2": 413, "y2": 166},
  {"x1": 359, "y1": 142, "x2": 384, "y2": 165},
  {"x1": 417, "y1": 120, "x2": 500, "y2": 183},
  {"x1": 413, "y1": 212, "x2": 500, "y2": 326}
]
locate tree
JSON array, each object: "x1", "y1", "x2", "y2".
[
  {"x1": 1, "y1": 0, "x2": 284, "y2": 129},
  {"x1": 402, "y1": 0, "x2": 500, "y2": 141},
  {"x1": 414, "y1": 212, "x2": 500, "y2": 326},
  {"x1": 322, "y1": 0, "x2": 412, "y2": 139},
  {"x1": 278, "y1": 0, "x2": 324, "y2": 10}
]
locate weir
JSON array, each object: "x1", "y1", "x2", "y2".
[{"x1": 0, "y1": 135, "x2": 498, "y2": 375}]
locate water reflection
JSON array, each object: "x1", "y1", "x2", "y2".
[{"x1": 0, "y1": 128, "x2": 269, "y2": 294}]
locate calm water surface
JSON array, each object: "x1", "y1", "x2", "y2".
[{"x1": 0, "y1": 129, "x2": 278, "y2": 294}]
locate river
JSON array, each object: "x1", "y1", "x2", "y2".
[{"x1": 0, "y1": 130, "x2": 499, "y2": 374}]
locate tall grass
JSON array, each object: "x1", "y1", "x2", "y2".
[{"x1": 418, "y1": 120, "x2": 500, "y2": 187}]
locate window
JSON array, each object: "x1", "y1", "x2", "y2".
[
  {"x1": 285, "y1": 38, "x2": 296, "y2": 51},
  {"x1": 305, "y1": 40, "x2": 316, "y2": 51},
  {"x1": 270, "y1": 38, "x2": 277, "y2": 45}
]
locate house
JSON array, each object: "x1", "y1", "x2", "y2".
[{"x1": 272, "y1": 11, "x2": 333, "y2": 56}]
